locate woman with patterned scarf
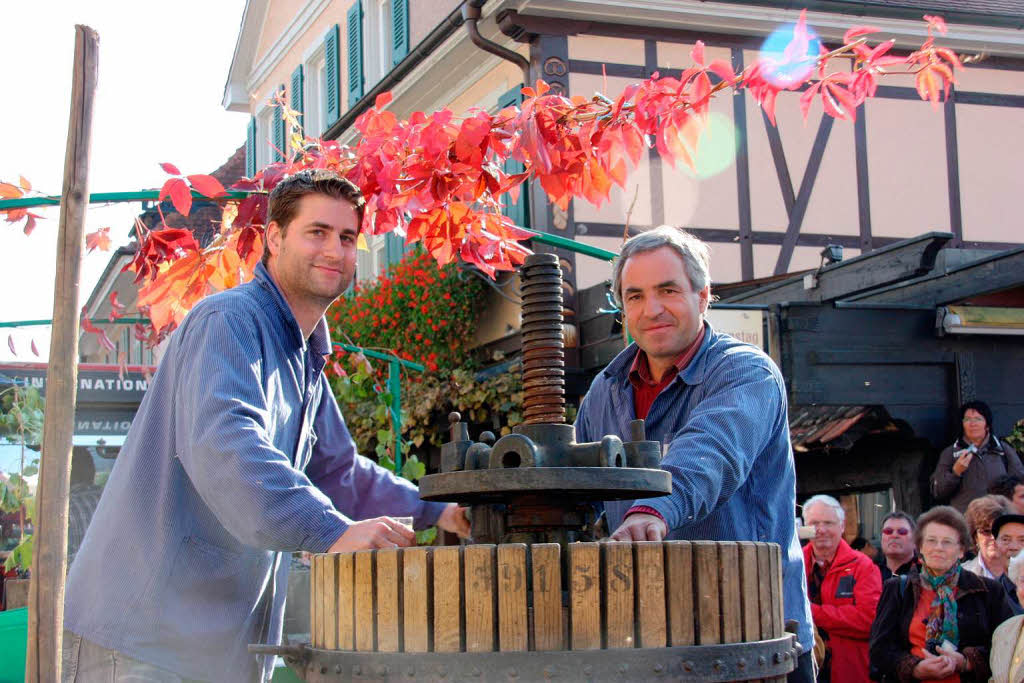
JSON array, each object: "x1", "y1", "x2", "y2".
[{"x1": 870, "y1": 506, "x2": 1015, "y2": 682}]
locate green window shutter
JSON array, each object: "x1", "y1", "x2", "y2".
[
  {"x1": 498, "y1": 86, "x2": 529, "y2": 228},
  {"x1": 290, "y1": 64, "x2": 304, "y2": 129},
  {"x1": 245, "y1": 116, "x2": 257, "y2": 176},
  {"x1": 325, "y1": 24, "x2": 341, "y2": 125},
  {"x1": 391, "y1": 0, "x2": 409, "y2": 67},
  {"x1": 347, "y1": 1, "x2": 364, "y2": 106},
  {"x1": 273, "y1": 86, "x2": 287, "y2": 162}
]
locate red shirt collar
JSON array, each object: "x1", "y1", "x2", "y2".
[{"x1": 628, "y1": 325, "x2": 706, "y2": 387}]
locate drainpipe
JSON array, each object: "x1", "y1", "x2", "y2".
[{"x1": 463, "y1": 0, "x2": 531, "y2": 83}]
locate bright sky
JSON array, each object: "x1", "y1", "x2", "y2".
[{"x1": 0, "y1": 0, "x2": 250, "y2": 363}]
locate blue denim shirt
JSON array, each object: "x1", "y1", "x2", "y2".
[
  {"x1": 65, "y1": 264, "x2": 445, "y2": 682},
  {"x1": 575, "y1": 323, "x2": 813, "y2": 653}
]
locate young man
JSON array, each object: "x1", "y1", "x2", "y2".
[
  {"x1": 802, "y1": 495, "x2": 882, "y2": 683},
  {"x1": 63, "y1": 170, "x2": 469, "y2": 682},
  {"x1": 573, "y1": 226, "x2": 814, "y2": 681}
]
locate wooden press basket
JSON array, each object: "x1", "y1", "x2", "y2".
[{"x1": 309, "y1": 540, "x2": 787, "y2": 675}]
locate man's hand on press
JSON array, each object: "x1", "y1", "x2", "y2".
[
  {"x1": 610, "y1": 513, "x2": 668, "y2": 542},
  {"x1": 327, "y1": 517, "x2": 416, "y2": 552},
  {"x1": 436, "y1": 503, "x2": 471, "y2": 539}
]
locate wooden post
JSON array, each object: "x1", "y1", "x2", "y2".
[{"x1": 25, "y1": 24, "x2": 99, "y2": 683}]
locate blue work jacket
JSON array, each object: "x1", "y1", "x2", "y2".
[
  {"x1": 575, "y1": 323, "x2": 813, "y2": 653},
  {"x1": 64, "y1": 264, "x2": 445, "y2": 681}
]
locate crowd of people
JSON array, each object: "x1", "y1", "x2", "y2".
[{"x1": 803, "y1": 401, "x2": 1024, "y2": 682}]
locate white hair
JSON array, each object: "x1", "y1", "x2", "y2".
[
  {"x1": 1010, "y1": 552, "x2": 1024, "y2": 586},
  {"x1": 802, "y1": 494, "x2": 846, "y2": 524}
]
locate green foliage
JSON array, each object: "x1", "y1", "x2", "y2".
[
  {"x1": 0, "y1": 473, "x2": 33, "y2": 515},
  {"x1": 378, "y1": 453, "x2": 427, "y2": 484},
  {"x1": 4, "y1": 534, "x2": 32, "y2": 572},
  {"x1": 333, "y1": 364, "x2": 528, "y2": 458},
  {"x1": 0, "y1": 384, "x2": 43, "y2": 571},
  {"x1": 0, "y1": 385, "x2": 44, "y2": 446},
  {"x1": 1007, "y1": 419, "x2": 1024, "y2": 454}
]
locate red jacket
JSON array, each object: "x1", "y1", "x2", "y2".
[{"x1": 804, "y1": 539, "x2": 882, "y2": 683}]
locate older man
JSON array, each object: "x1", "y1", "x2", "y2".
[
  {"x1": 802, "y1": 495, "x2": 882, "y2": 683},
  {"x1": 876, "y1": 511, "x2": 919, "y2": 582},
  {"x1": 574, "y1": 226, "x2": 813, "y2": 681}
]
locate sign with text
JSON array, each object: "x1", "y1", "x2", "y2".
[
  {"x1": 0, "y1": 363, "x2": 153, "y2": 404},
  {"x1": 706, "y1": 308, "x2": 765, "y2": 350}
]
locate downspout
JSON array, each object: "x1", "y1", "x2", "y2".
[{"x1": 463, "y1": 0, "x2": 530, "y2": 83}]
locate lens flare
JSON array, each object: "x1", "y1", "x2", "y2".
[
  {"x1": 680, "y1": 112, "x2": 738, "y2": 180},
  {"x1": 758, "y1": 22, "x2": 823, "y2": 88}
]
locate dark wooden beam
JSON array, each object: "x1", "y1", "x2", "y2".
[
  {"x1": 774, "y1": 115, "x2": 835, "y2": 274},
  {"x1": 945, "y1": 90, "x2": 964, "y2": 246},
  {"x1": 533, "y1": 34, "x2": 582, "y2": 370},
  {"x1": 761, "y1": 108, "x2": 796, "y2": 217},
  {"x1": 854, "y1": 104, "x2": 872, "y2": 253},
  {"x1": 732, "y1": 47, "x2": 754, "y2": 280},
  {"x1": 645, "y1": 40, "x2": 665, "y2": 228},
  {"x1": 952, "y1": 91, "x2": 1024, "y2": 107},
  {"x1": 846, "y1": 246, "x2": 1024, "y2": 306},
  {"x1": 724, "y1": 232, "x2": 952, "y2": 304},
  {"x1": 568, "y1": 60, "x2": 645, "y2": 78}
]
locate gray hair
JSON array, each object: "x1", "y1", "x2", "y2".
[
  {"x1": 611, "y1": 225, "x2": 712, "y2": 307},
  {"x1": 803, "y1": 494, "x2": 846, "y2": 524},
  {"x1": 1010, "y1": 552, "x2": 1024, "y2": 586}
]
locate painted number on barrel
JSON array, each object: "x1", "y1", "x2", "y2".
[
  {"x1": 536, "y1": 563, "x2": 553, "y2": 593},
  {"x1": 572, "y1": 563, "x2": 594, "y2": 592},
  {"x1": 473, "y1": 563, "x2": 491, "y2": 590},
  {"x1": 609, "y1": 563, "x2": 632, "y2": 592},
  {"x1": 502, "y1": 563, "x2": 522, "y2": 591}
]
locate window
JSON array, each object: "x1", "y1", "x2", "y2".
[
  {"x1": 365, "y1": 0, "x2": 392, "y2": 86},
  {"x1": 497, "y1": 86, "x2": 529, "y2": 228},
  {"x1": 256, "y1": 105, "x2": 275, "y2": 169},
  {"x1": 302, "y1": 33, "x2": 332, "y2": 138},
  {"x1": 346, "y1": 1, "x2": 408, "y2": 108},
  {"x1": 356, "y1": 234, "x2": 388, "y2": 284},
  {"x1": 304, "y1": 52, "x2": 327, "y2": 137}
]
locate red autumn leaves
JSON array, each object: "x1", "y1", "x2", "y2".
[
  {"x1": 157, "y1": 161, "x2": 228, "y2": 217},
  {"x1": 0, "y1": 176, "x2": 42, "y2": 236}
]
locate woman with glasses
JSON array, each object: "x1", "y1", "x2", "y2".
[
  {"x1": 870, "y1": 506, "x2": 1014, "y2": 682},
  {"x1": 963, "y1": 495, "x2": 1013, "y2": 581},
  {"x1": 931, "y1": 401, "x2": 1023, "y2": 513}
]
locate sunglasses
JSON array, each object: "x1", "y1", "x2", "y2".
[{"x1": 882, "y1": 527, "x2": 910, "y2": 536}]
